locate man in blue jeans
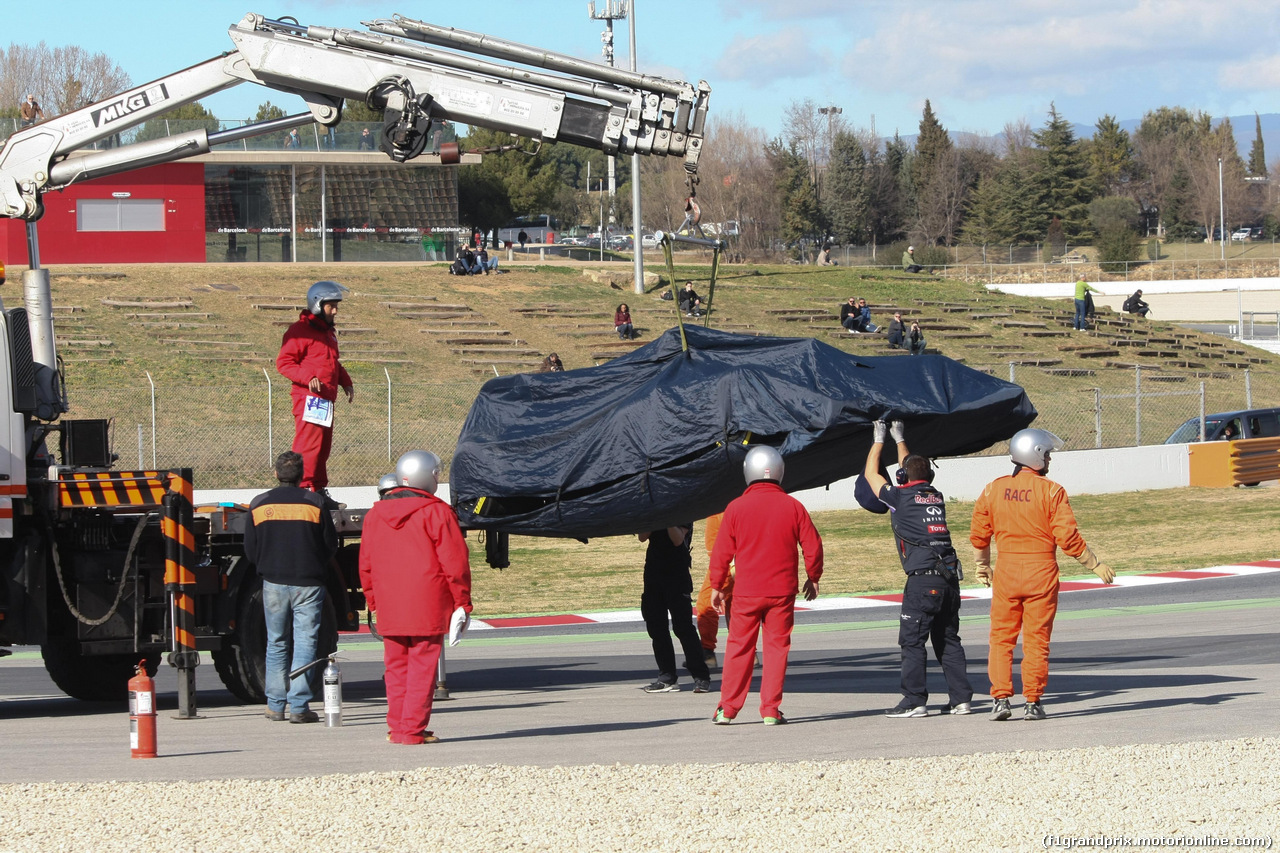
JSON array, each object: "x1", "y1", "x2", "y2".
[
  {"x1": 243, "y1": 451, "x2": 338, "y2": 723},
  {"x1": 1074, "y1": 277, "x2": 1100, "y2": 331}
]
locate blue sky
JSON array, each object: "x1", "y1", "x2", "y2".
[{"x1": 11, "y1": 0, "x2": 1280, "y2": 140}]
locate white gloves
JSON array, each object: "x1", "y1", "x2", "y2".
[
  {"x1": 889, "y1": 420, "x2": 906, "y2": 443},
  {"x1": 1075, "y1": 546, "x2": 1116, "y2": 584},
  {"x1": 974, "y1": 546, "x2": 992, "y2": 587},
  {"x1": 872, "y1": 420, "x2": 888, "y2": 444},
  {"x1": 448, "y1": 607, "x2": 471, "y2": 646}
]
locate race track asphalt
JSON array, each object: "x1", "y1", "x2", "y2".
[{"x1": 1, "y1": 571, "x2": 1276, "y2": 783}]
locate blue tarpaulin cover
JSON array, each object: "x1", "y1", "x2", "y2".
[{"x1": 452, "y1": 326, "x2": 1035, "y2": 538}]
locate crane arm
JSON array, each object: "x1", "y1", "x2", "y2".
[{"x1": 0, "y1": 11, "x2": 711, "y2": 221}]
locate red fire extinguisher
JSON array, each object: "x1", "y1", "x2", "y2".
[{"x1": 129, "y1": 660, "x2": 157, "y2": 759}]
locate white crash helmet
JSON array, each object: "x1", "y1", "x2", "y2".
[
  {"x1": 1009, "y1": 428, "x2": 1063, "y2": 471},
  {"x1": 743, "y1": 446, "x2": 785, "y2": 485},
  {"x1": 396, "y1": 450, "x2": 442, "y2": 493},
  {"x1": 377, "y1": 472, "x2": 398, "y2": 495},
  {"x1": 306, "y1": 280, "x2": 348, "y2": 315}
]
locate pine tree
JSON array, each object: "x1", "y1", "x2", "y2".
[
  {"x1": 1248, "y1": 113, "x2": 1267, "y2": 178},
  {"x1": 1089, "y1": 115, "x2": 1135, "y2": 197},
  {"x1": 824, "y1": 131, "x2": 869, "y2": 245},
  {"x1": 960, "y1": 171, "x2": 1014, "y2": 252},
  {"x1": 1030, "y1": 104, "x2": 1097, "y2": 240},
  {"x1": 913, "y1": 99, "x2": 953, "y2": 203},
  {"x1": 767, "y1": 140, "x2": 824, "y2": 250}
]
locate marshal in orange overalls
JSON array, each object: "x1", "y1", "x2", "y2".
[{"x1": 969, "y1": 468, "x2": 1087, "y2": 703}]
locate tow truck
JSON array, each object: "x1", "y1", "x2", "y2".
[{"x1": 0, "y1": 12, "x2": 710, "y2": 711}]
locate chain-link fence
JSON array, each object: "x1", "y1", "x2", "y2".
[
  {"x1": 1000, "y1": 365, "x2": 1275, "y2": 453},
  {"x1": 64, "y1": 376, "x2": 478, "y2": 489},
  {"x1": 64, "y1": 366, "x2": 1273, "y2": 489}
]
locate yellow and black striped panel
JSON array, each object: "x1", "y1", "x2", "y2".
[{"x1": 58, "y1": 471, "x2": 168, "y2": 507}]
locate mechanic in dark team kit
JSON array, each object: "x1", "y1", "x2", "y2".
[
  {"x1": 863, "y1": 419, "x2": 973, "y2": 718},
  {"x1": 638, "y1": 524, "x2": 712, "y2": 693}
]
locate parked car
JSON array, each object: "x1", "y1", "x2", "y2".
[
  {"x1": 1164, "y1": 407, "x2": 1280, "y2": 443},
  {"x1": 640, "y1": 233, "x2": 659, "y2": 249},
  {"x1": 1251, "y1": 226, "x2": 1265, "y2": 239},
  {"x1": 1231, "y1": 227, "x2": 1252, "y2": 242}
]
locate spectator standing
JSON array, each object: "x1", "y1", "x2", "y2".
[
  {"x1": 614, "y1": 303, "x2": 635, "y2": 340},
  {"x1": 19, "y1": 94, "x2": 44, "y2": 127},
  {"x1": 284, "y1": 128, "x2": 301, "y2": 149},
  {"x1": 864, "y1": 421, "x2": 973, "y2": 718},
  {"x1": 908, "y1": 321, "x2": 927, "y2": 356},
  {"x1": 243, "y1": 451, "x2": 338, "y2": 724},
  {"x1": 1123, "y1": 289, "x2": 1150, "y2": 318},
  {"x1": 886, "y1": 312, "x2": 906, "y2": 348},
  {"x1": 638, "y1": 524, "x2": 712, "y2": 693},
  {"x1": 275, "y1": 282, "x2": 354, "y2": 505},
  {"x1": 970, "y1": 428, "x2": 1115, "y2": 721},
  {"x1": 518, "y1": 230, "x2": 529, "y2": 252},
  {"x1": 359, "y1": 450, "x2": 473, "y2": 744},
  {"x1": 709, "y1": 446, "x2": 823, "y2": 725},
  {"x1": 1073, "y1": 278, "x2": 1100, "y2": 331},
  {"x1": 357, "y1": 127, "x2": 376, "y2": 150},
  {"x1": 902, "y1": 245, "x2": 925, "y2": 274}
]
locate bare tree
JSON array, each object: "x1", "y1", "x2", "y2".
[
  {"x1": 0, "y1": 41, "x2": 130, "y2": 118},
  {"x1": 783, "y1": 98, "x2": 849, "y2": 192}
]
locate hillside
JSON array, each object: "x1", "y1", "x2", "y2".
[{"x1": 22, "y1": 258, "x2": 1279, "y2": 487}]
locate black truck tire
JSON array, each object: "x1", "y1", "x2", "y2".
[
  {"x1": 213, "y1": 577, "x2": 338, "y2": 704},
  {"x1": 41, "y1": 643, "x2": 159, "y2": 703}
]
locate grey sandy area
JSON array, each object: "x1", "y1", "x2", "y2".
[{"x1": 2, "y1": 576, "x2": 1277, "y2": 851}]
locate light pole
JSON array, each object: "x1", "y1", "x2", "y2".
[
  {"x1": 1218, "y1": 157, "x2": 1226, "y2": 262},
  {"x1": 596, "y1": 178, "x2": 605, "y2": 262},
  {"x1": 817, "y1": 106, "x2": 842, "y2": 193},
  {"x1": 588, "y1": 2, "x2": 626, "y2": 207}
]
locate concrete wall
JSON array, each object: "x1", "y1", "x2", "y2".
[{"x1": 793, "y1": 443, "x2": 1190, "y2": 509}]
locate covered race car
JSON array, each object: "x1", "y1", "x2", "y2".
[{"x1": 451, "y1": 326, "x2": 1035, "y2": 539}]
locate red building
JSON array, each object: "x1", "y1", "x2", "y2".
[
  {"x1": 0, "y1": 149, "x2": 466, "y2": 266},
  {"x1": 0, "y1": 163, "x2": 206, "y2": 265}
]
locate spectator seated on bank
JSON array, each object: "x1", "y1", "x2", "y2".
[
  {"x1": 679, "y1": 282, "x2": 705, "y2": 317},
  {"x1": 615, "y1": 303, "x2": 636, "y2": 340},
  {"x1": 475, "y1": 246, "x2": 498, "y2": 274},
  {"x1": 817, "y1": 243, "x2": 837, "y2": 266},
  {"x1": 840, "y1": 297, "x2": 863, "y2": 333},
  {"x1": 1123, "y1": 289, "x2": 1150, "y2": 318},
  {"x1": 449, "y1": 246, "x2": 477, "y2": 275},
  {"x1": 886, "y1": 312, "x2": 906, "y2": 348},
  {"x1": 908, "y1": 321, "x2": 927, "y2": 356}
]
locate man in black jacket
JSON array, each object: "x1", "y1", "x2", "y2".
[
  {"x1": 639, "y1": 524, "x2": 712, "y2": 693},
  {"x1": 1123, "y1": 289, "x2": 1150, "y2": 318},
  {"x1": 243, "y1": 451, "x2": 338, "y2": 723}
]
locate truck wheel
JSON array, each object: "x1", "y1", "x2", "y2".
[
  {"x1": 41, "y1": 644, "x2": 159, "y2": 703},
  {"x1": 213, "y1": 580, "x2": 338, "y2": 704}
]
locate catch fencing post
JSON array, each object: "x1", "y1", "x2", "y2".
[
  {"x1": 385, "y1": 368, "x2": 393, "y2": 462},
  {"x1": 263, "y1": 368, "x2": 273, "y2": 462},
  {"x1": 1009, "y1": 362, "x2": 1016, "y2": 383},
  {"x1": 1134, "y1": 366, "x2": 1142, "y2": 446},
  {"x1": 1199, "y1": 382, "x2": 1206, "y2": 441},
  {"x1": 1094, "y1": 388, "x2": 1102, "y2": 448},
  {"x1": 146, "y1": 372, "x2": 157, "y2": 468},
  {"x1": 1245, "y1": 369, "x2": 1252, "y2": 409}
]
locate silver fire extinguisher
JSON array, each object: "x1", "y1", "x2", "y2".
[{"x1": 323, "y1": 655, "x2": 343, "y2": 728}]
